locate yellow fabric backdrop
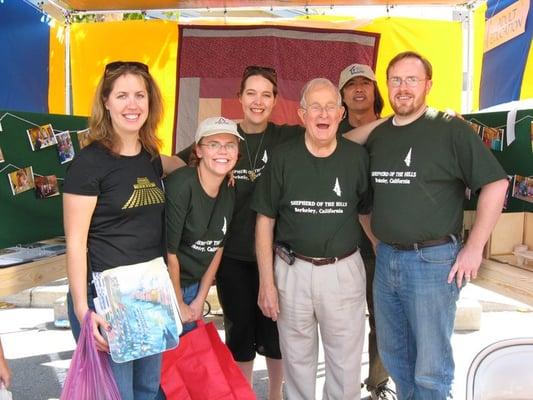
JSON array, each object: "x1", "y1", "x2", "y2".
[
  {"x1": 67, "y1": 20, "x2": 177, "y2": 155},
  {"x1": 472, "y1": 1, "x2": 487, "y2": 111},
  {"x1": 357, "y1": 17, "x2": 463, "y2": 116},
  {"x1": 48, "y1": 18, "x2": 462, "y2": 152},
  {"x1": 520, "y1": 32, "x2": 533, "y2": 100},
  {"x1": 49, "y1": 22, "x2": 66, "y2": 114}
]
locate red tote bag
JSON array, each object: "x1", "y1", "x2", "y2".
[{"x1": 161, "y1": 320, "x2": 256, "y2": 400}]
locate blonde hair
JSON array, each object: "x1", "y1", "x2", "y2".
[{"x1": 88, "y1": 62, "x2": 163, "y2": 157}]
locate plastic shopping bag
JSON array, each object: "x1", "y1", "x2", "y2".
[
  {"x1": 60, "y1": 311, "x2": 120, "y2": 400},
  {"x1": 161, "y1": 320, "x2": 256, "y2": 400},
  {"x1": 0, "y1": 385, "x2": 12, "y2": 400}
]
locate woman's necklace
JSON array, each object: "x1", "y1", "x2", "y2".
[{"x1": 243, "y1": 130, "x2": 266, "y2": 182}]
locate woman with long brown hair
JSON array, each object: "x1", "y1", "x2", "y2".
[{"x1": 64, "y1": 61, "x2": 182, "y2": 400}]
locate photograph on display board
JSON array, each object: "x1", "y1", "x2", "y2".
[
  {"x1": 0, "y1": 145, "x2": 4, "y2": 163},
  {"x1": 481, "y1": 126, "x2": 504, "y2": 151},
  {"x1": 512, "y1": 175, "x2": 533, "y2": 204},
  {"x1": 35, "y1": 175, "x2": 60, "y2": 199},
  {"x1": 55, "y1": 131, "x2": 75, "y2": 164},
  {"x1": 8, "y1": 166, "x2": 35, "y2": 195},
  {"x1": 530, "y1": 121, "x2": 532, "y2": 153},
  {"x1": 77, "y1": 128, "x2": 91, "y2": 149},
  {"x1": 466, "y1": 120, "x2": 483, "y2": 136},
  {"x1": 27, "y1": 123, "x2": 57, "y2": 151}
]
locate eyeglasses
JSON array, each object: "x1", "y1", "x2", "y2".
[
  {"x1": 105, "y1": 61, "x2": 149, "y2": 75},
  {"x1": 387, "y1": 76, "x2": 426, "y2": 88},
  {"x1": 199, "y1": 142, "x2": 239, "y2": 152},
  {"x1": 304, "y1": 103, "x2": 340, "y2": 115},
  {"x1": 243, "y1": 65, "x2": 277, "y2": 77}
]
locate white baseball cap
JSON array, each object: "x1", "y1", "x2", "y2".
[
  {"x1": 195, "y1": 117, "x2": 244, "y2": 144},
  {"x1": 338, "y1": 63, "x2": 377, "y2": 91}
]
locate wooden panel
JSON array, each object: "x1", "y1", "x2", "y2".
[
  {"x1": 524, "y1": 212, "x2": 533, "y2": 249},
  {"x1": 0, "y1": 255, "x2": 67, "y2": 297},
  {"x1": 489, "y1": 212, "x2": 525, "y2": 255},
  {"x1": 60, "y1": 0, "x2": 464, "y2": 11},
  {"x1": 477, "y1": 258, "x2": 533, "y2": 306},
  {"x1": 490, "y1": 254, "x2": 533, "y2": 272}
]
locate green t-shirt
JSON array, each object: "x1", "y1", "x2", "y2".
[
  {"x1": 337, "y1": 117, "x2": 374, "y2": 259},
  {"x1": 164, "y1": 167, "x2": 235, "y2": 286},
  {"x1": 337, "y1": 117, "x2": 355, "y2": 137},
  {"x1": 251, "y1": 134, "x2": 371, "y2": 258},
  {"x1": 177, "y1": 122, "x2": 305, "y2": 261},
  {"x1": 367, "y1": 108, "x2": 507, "y2": 244}
]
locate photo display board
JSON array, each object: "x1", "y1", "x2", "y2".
[
  {"x1": 0, "y1": 110, "x2": 88, "y2": 249},
  {"x1": 464, "y1": 108, "x2": 533, "y2": 213}
]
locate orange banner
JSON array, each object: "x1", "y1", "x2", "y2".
[{"x1": 484, "y1": 0, "x2": 530, "y2": 52}]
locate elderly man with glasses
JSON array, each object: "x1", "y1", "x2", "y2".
[
  {"x1": 367, "y1": 51, "x2": 508, "y2": 399},
  {"x1": 252, "y1": 77, "x2": 372, "y2": 400}
]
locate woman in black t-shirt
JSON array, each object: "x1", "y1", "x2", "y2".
[{"x1": 63, "y1": 61, "x2": 183, "y2": 400}]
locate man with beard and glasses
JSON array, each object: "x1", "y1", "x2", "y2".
[{"x1": 366, "y1": 51, "x2": 508, "y2": 399}]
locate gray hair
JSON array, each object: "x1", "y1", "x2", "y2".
[{"x1": 300, "y1": 78, "x2": 342, "y2": 109}]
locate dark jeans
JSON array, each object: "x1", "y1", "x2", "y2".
[{"x1": 362, "y1": 252, "x2": 390, "y2": 390}]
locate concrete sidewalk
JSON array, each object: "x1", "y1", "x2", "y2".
[
  {"x1": 1, "y1": 282, "x2": 532, "y2": 399},
  {"x1": 1, "y1": 278, "x2": 69, "y2": 309},
  {"x1": 2, "y1": 276, "x2": 531, "y2": 327}
]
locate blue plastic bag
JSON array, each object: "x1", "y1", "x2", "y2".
[{"x1": 60, "y1": 311, "x2": 120, "y2": 400}]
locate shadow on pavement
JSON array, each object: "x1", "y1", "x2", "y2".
[{"x1": 9, "y1": 350, "x2": 73, "y2": 399}]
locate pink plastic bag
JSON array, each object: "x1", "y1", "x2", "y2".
[{"x1": 60, "y1": 311, "x2": 121, "y2": 400}]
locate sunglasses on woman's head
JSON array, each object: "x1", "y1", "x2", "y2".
[{"x1": 104, "y1": 61, "x2": 149, "y2": 75}]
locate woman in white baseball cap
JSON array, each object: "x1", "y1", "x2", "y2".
[
  {"x1": 176, "y1": 67, "x2": 304, "y2": 399},
  {"x1": 165, "y1": 116, "x2": 242, "y2": 334}
]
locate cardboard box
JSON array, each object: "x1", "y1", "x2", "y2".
[{"x1": 483, "y1": 212, "x2": 533, "y2": 269}]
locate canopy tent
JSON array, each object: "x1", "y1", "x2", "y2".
[{"x1": 43, "y1": 0, "x2": 466, "y2": 12}]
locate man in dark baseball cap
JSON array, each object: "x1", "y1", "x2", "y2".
[{"x1": 337, "y1": 63, "x2": 395, "y2": 400}]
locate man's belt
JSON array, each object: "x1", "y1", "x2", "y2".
[
  {"x1": 292, "y1": 248, "x2": 359, "y2": 266},
  {"x1": 388, "y1": 234, "x2": 461, "y2": 251}
]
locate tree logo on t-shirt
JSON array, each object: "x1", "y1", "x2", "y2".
[
  {"x1": 261, "y1": 150, "x2": 268, "y2": 164},
  {"x1": 221, "y1": 217, "x2": 227, "y2": 235},
  {"x1": 333, "y1": 178, "x2": 342, "y2": 197},
  {"x1": 404, "y1": 148, "x2": 412, "y2": 167}
]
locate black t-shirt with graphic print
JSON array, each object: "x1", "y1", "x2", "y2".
[
  {"x1": 177, "y1": 122, "x2": 305, "y2": 261},
  {"x1": 63, "y1": 142, "x2": 165, "y2": 272},
  {"x1": 251, "y1": 134, "x2": 371, "y2": 258},
  {"x1": 367, "y1": 109, "x2": 507, "y2": 244},
  {"x1": 165, "y1": 167, "x2": 235, "y2": 287}
]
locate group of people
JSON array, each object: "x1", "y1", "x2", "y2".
[{"x1": 60, "y1": 50, "x2": 507, "y2": 400}]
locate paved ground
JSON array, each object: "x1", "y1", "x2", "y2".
[{"x1": 0, "y1": 283, "x2": 532, "y2": 400}]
